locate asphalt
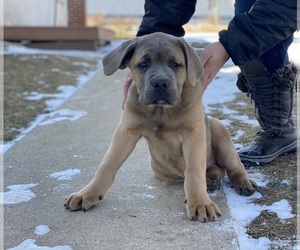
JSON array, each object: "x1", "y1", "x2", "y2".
[{"x1": 4, "y1": 69, "x2": 240, "y2": 250}]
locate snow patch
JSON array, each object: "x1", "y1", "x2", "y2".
[
  {"x1": 248, "y1": 172, "x2": 269, "y2": 187},
  {"x1": 50, "y1": 169, "x2": 81, "y2": 181},
  {"x1": 25, "y1": 85, "x2": 78, "y2": 110},
  {"x1": 35, "y1": 225, "x2": 50, "y2": 236},
  {"x1": 232, "y1": 130, "x2": 244, "y2": 141},
  {"x1": 281, "y1": 179, "x2": 291, "y2": 186},
  {"x1": 224, "y1": 172, "x2": 294, "y2": 250},
  {"x1": 39, "y1": 109, "x2": 87, "y2": 126},
  {"x1": 270, "y1": 199, "x2": 293, "y2": 220},
  {"x1": 0, "y1": 183, "x2": 37, "y2": 205},
  {"x1": 7, "y1": 239, "x2": 72, "y2": 250}
]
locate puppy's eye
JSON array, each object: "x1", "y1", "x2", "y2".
[
  {"x1": 171, "y1": 62, "x2": 182, "y2": 68},
  {"x1": 137, "y1": 61, "x2": 148, "y2": 69}
]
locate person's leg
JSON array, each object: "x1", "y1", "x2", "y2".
[
  {"x1": 234, "y1": 0, "x2": 297, "y2": 166},
  {"x1": 235, "y1": 0, "x2": 294, "y2": 72},
  {"x1": 237, "y1": 60, "x2": 297, "y2": 166},
  {"x1": 260, "y1": 35, "x2": 294, "y2": 72}
]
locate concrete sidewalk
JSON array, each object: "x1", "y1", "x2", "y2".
[{"x1": 4, "y1": 69, "x2": 239, "y2": 250}]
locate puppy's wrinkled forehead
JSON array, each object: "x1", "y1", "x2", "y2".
[{"x1": 132, "y1": 37, "x2": 184, "y2": 63}]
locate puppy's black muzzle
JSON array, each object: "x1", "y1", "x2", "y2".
[{"x1": 146, "y1": 75, "x2": 175, "y2": 105}]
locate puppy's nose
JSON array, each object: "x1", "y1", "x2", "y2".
[{"x1": 150, "y1": 77, "x2": 170, "y2": 92}]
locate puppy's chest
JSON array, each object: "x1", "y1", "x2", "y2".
[
  {"x1": 142, "y1": 122, "x2": 184, "y2": 150},
  {"x1": 141, "y1": 110, "x2": 188, "y2": 143},
  {"x1": 149, "y1": 123, "x2": 168, "y2": 136},
  {"x1": 142, "y1": 122, "x2": 186, "y2": 171}
]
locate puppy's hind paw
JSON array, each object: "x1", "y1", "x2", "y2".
[
  {"x1": 206, "y1": 175, "x2": 222, "y2": 193},
  {"x1": 234, "y1": 178, "x2": 257, "y2": 196}
]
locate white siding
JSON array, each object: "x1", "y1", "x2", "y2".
[
  {"x1": 4, "y1": 0, "x2": 68, "y2": 26},
  {"x1": 87, "y1": 0, "x2": 234, "y2": 19},
  {"x1": 4, "y1": 0, "x2": 234, "y2": 27}
]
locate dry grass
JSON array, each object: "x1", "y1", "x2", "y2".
[{"x1": 4, "y1": 53, "x2": 99, "y2": 142}]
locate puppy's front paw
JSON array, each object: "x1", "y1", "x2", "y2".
[
  {"x1": 185, "y1": 198, "x2": 221, "y2": 222},
  {"x1": 231, "y1": 174, "x2": 257, "y2": 196},
  {"x1": 64, "y1": 189, "x2": 103, "y2": 212}
]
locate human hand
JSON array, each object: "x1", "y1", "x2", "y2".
[
  {"x1": 122, "y1": 72, "x2": 133, "y2": 109},
  {"x1": 198, "y1": 42, "x2": 230, "y2": 90}
]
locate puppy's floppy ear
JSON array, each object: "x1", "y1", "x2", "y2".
[
  {"x1": 179, "y1": 38, "x2": 204, "y2": 86},
  {"x1": 103, "y1": 39, "x2": 138, "y2": 76}
]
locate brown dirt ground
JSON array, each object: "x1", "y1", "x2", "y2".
[
  {"x1": 3, "y1": 45, "x2": 298, "y2": 248},
  {"x1": 208, "y1": 91, "x2": 297, "y2": 248}
]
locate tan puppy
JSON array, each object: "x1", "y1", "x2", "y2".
[{"x1": 65, "y1": 32, "x2": 257, "y2": 222}]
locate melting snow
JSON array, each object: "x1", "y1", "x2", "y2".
[
  {"x1": 7, "y1": 239, "x2": 72, "y2": 250},
  {"x1": 39, "y1": 109, "x2": 87, "y2": 126},
  {"x1": 35, "y1": 225, "x2": 50, "y2": 236},
  {"x1": 0, "y1": 183, "x2": 38, "y2": 205},
  {"x1": 50, "y1": 169, "x2": 81, "y2": 181}
]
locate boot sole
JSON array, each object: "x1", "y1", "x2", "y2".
[{"x1": 239, "y1": 140, "x2": 298, "y2": 167}]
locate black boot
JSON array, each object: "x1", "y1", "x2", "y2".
[{"x1": 236, "y1": 60, "x2": 298, "y2": 166}]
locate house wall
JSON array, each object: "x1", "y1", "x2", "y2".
[
  {"x1": 87, "y1": 0, "x2": 234, "y2": 19},
  {"x1": 4, "y1": 0, "x2": 68, "y2": 26},
  {"x1": 4, "y1": 0, "x2": 234, "y2": 27}
]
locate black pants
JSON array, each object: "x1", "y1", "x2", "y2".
[{"x1": 235, "y1": 0, "x2": 293, "y2": 72}]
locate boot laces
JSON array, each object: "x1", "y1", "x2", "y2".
[{"x1": 248, "y1": 82, "x2": 283, "y2": 137}]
